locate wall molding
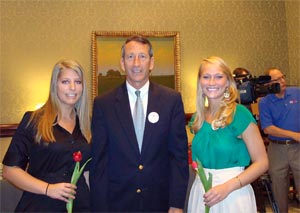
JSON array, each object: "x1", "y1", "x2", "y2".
[{"x1": 0, "y1": 124, "x2": 19, "y2": 138}]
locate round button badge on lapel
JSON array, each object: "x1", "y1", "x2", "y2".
[{"x1": 148, "y1": 112, "x2": 159, "y2": 123}]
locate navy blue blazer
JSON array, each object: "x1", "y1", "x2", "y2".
[{"x1": 90, "y1": 82, "x2": 189, "y2": 212}]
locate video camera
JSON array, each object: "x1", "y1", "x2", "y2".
[{"x1": 234, "y1": 74, "x2": 281, "y2": 104}]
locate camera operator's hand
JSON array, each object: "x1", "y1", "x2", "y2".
[
  {"x1": 292, "y1": 132, "x2": 300, "y2": 142},
  {"x1": 264, "y1": 126, "x2": 300, "y2": 142}
]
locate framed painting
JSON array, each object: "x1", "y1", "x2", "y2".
[{"x1": 91, "y1": 31, "x2": 181, "y2": 100}]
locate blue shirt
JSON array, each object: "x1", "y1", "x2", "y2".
[{"x1": 259, "y1": 87, "x2": 300, "y2": 141}]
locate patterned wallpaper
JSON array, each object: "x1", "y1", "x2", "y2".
[
  {"x1": 0, "y1": 0, "x2": 299, "y2": 124},
  {"x1": 285, "y1": 0, "x2": 300, "y2": 87}
]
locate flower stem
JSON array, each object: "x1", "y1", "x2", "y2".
[
  {"x1": 196, "y1": 159, "x2": 212, "y2": 213},
  {"x1": 66, "y1": 158, "x2": 91, "y2": 213}
]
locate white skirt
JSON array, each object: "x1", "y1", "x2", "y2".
[{"x1": 187, "y1": 167, "x2": 257, "y2": 213}]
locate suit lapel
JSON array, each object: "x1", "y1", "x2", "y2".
[
  {"x1": 114, "y1": 83, "x2": 140, "y2": 155},
  {"x1": 141, "y1": 82, "x2": 162, "y2": 154}
]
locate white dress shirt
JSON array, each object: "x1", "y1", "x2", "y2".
[{"x1": 126, "y1": 81, "x2": 149, "y2": 119}]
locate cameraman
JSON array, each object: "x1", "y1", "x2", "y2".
[
  {"x1": 233, "y1": 67, "x2": 251, "y2": 82},
  {"x1": 259, "y1": 68, "x2": 300, "y2": 212},
  {"x1": 233, "y1": 67, "x2": 252, "y2": 110}
]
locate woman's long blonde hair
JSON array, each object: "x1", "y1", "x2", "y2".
[
  {"x1": 28, "y1": 59, "x2": 91, "y2": 143},
  {"x1": 192, "y1": 56, "x2": 238, "y2": 133}
]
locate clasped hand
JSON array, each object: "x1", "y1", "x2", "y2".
[
  {"x1": 203, "y1": 183, "x2": 230, "y2": 207},
  {"x1": 46, "y1": 182, "x2": 77, "y2": 203}
]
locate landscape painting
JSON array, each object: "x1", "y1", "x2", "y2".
[{"x1": 91, "y1": 31, "x2": 181, "y2": 100}]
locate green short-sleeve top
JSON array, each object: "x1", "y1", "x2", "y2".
[{"x1": 191, "y1": 104, "x2": 256, "y2": 169}]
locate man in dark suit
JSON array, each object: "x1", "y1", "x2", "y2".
[{"x1": 90, "y1": 35, "x2": 189, "y2": 212}]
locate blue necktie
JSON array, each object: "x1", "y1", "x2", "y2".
[{"x1": 133, "y1": 90, "x2": 145, "y2": 152}]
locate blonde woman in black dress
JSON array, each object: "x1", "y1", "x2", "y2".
[{"x1": 2, "y1": 60, "x2": 91, "y2": 212}]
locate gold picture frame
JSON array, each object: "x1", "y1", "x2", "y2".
[{"x1": 91, "y1": 31, "x2": 181, "y2": 100}]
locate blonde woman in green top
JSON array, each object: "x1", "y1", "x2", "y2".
[{"x1": 188, "y1": 56, "x2": 268, "y2": 213}]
